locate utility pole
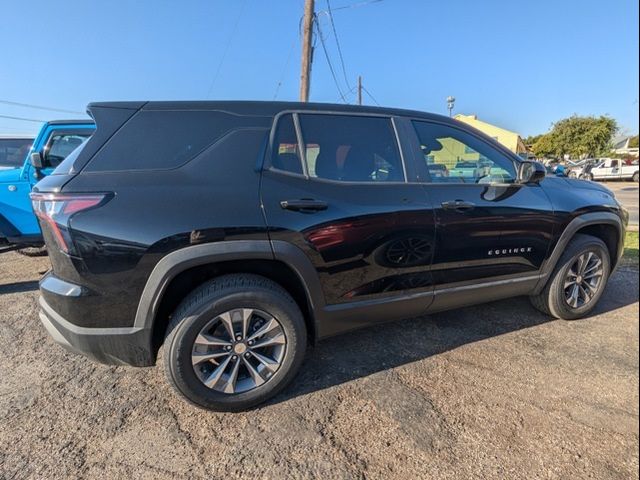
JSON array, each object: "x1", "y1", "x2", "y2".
[
  {"x1": 299, "y1": 0, "x2": 315, "y2": 102},
  {"x1": 357, "y1": 75, "x2": 362, "y2": 105}
]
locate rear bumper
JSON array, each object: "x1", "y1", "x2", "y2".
[{"x1": 38, "y1": 295, "x2": 154, "y2": 367}]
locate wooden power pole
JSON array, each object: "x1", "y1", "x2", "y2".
[
  {"x1": 299, "y1": 0, "x2": 315, "y2": 102},
  {"x1": 357, "y1": 75, "x2": 362, "y2": 105}
]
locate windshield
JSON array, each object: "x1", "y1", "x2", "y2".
[
  {"x1": 0, "y1": 138, "x2": 33, "y2": 169},
  {"x1": 52, "y1": 137, "x2": 90, "y2": 175}
]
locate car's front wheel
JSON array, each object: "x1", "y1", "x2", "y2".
[
  {"x1": 530, "y1": 234, "x2": 610, "y2": 320},
  {"x1": 162, "y1": 274, "x2": 307, "y2": 411}
]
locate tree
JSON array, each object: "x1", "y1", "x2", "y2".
[
  {"x1": 532, "y1": 115, "x2": 618, "y2": 158},
  {"x1": 523, "y1": 134, "x2": 544, "y2": 146},
  {"x1": 629, "y1": 135, "x2": 639, "y2": 148}
]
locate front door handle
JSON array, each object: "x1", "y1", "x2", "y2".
[
  {"x1": 280, "y1": 199, "x2": 328, "y2": 212},
  {"x1": 441, "y1": 200, "x2": 475, "y2": 211}
]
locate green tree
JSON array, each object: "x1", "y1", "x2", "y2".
[
  {"x1": 532, "y1": 115, "x2": 618, "y2": 158},
  {"x1": 523, "y1": 134, "x2": 544, "y2": 146},
  {"x1": 629, "y1": 135, "x2": 639, "y2": 148}
]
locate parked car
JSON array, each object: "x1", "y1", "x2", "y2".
[
  {"x1": 426, "y1": 162, "x2": 448, "y2": 179},
  {"x1": 0, "y1": 135, "x2": 33, "y2": 170},
  {"x1": 566, "y1": 158, "x2": 597, "y2": 178},
  {"x1": 0, "y1": 120, "x2": 94, "y2": 252},
  {"x1": 33, "y1": 101, "x2": 628, "y2": 411},
  {"x1": 581, "y1": 158, "x2": 639, "y2": 182}
]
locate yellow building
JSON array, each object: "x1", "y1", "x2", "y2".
[{"x1": 454, "y1": 114, "x2": 527, "y2": 155}]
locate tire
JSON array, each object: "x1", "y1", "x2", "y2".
[
  {"x1": 17, "y1": 245, "x2": 47, "y2": 257},
  {"x1": 530, "y1": 234, "x2": 610, "y2": 320},
  {"x1": 162, "y1": 274, "x2": 307, "y2": 411},
  {"x1": 633, "y1": 172, "x2": 639, "y2": 183}
]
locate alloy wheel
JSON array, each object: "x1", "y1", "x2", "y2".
[
  {"x1": 191, "y1": 308, "x2": 287, "y2": 394},
  {"x1": 564, "y1": 251, "x2": 604, "y2": 309}
]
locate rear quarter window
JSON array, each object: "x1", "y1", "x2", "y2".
[{"x1": 85, "y1": 110, "x2": 254, "y2": 172}]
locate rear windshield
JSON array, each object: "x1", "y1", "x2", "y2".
[
  {"x1": 0, "y1": 138, "x2": 32, "y2": 169},
  {"x1": 85, "y1": 110, "x2": 250, "y2": 172}
]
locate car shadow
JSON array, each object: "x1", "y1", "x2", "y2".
[
  {"x1": 0, "y1": 280, "x2": 40, "y2": 295},
  {"x1": 268, "y1": 269, "x2": 639, "y2": 406}
]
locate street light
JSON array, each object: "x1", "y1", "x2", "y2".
[{"x1": 447, "y1": 96, "x2": 455, "y2": 117}]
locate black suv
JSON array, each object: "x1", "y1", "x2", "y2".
[{"x1": 33, "y1": 101, "x2": 628, "y2": 411}]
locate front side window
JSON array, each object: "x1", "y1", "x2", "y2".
[
  {"x1": 45, "y1": 133, "x2": 92, "y2": 168},
  {"x1": 297, "y1": 114, "x2": 404, "y2": 183},
  {"x1": 412, "y1": 121, "x2": 517, "y2": 184}
]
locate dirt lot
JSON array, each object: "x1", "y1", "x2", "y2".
[{"x1": 0, "y1": 252, "x2": 638, "y2": 480}]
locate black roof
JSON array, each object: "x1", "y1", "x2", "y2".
[{"x1": 87, "y1": 100, "x2": 453, "y2": 123}]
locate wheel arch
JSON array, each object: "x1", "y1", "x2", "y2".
[
  {"x1": 534, "y1": 211, "x2": 625, "y2": 293},
  {"x1": 134, "y1": 240, "x2": 324, "y2": 360}
]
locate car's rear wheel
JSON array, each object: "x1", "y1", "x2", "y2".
[
  {"x1": 633, "y1": 171, "x2": 639, "y2": 183},
  {"x1": 162, "y1": 274, "x2": 306, "y2": 411},
  {"x1": 530, "y1": 234, "x2": 610, "y2": 320}
]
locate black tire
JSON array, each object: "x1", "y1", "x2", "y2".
[
  {"x1": 17, "y1": 245, "x2": 47, "y2": 257},
  {"x1": 162, "y1": 274, "x2": 307, "y2": 411},
  {"x1": 633, "y1": 172, "x2": 639, "y2": 183},
  {"x1": 530, "y1": 234, "x2": 610, "y2": 320}
]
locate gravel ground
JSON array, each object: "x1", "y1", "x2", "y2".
[{"x1": 0, "y1": 252, "x2": 638, "y2": 479}]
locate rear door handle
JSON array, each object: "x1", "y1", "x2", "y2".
[
  {"x1": 280, "y1": 199, "x2": 328, "y2": 212},
  {"x1": 441, "y1": 200, "x2": 475, "y2": 211}
]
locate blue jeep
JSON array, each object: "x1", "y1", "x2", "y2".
[{"x1": 0, "y1": 120, "x2": 94, "y2": 252}]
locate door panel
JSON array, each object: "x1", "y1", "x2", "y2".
[
  {"x1": 261, "y1": 112, "x2": 436, "y2": 307},
  {"x1": 408, "y1": 119, "x2": 555, "y2": 288},
  {"x1": 425, "y1": 183, "x2": 555, "y2": 286},
  {"x1": 263, "y1": 171, "x2": 435, "y2": 304}
]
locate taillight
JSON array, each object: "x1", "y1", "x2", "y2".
[{"x1": 30, "y1": 192, "x2": 110, "y2": 254}]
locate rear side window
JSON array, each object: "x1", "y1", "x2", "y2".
[
  {"x1": 298, "y1": 114, "x2": 404, "y2": 183},
  {"x1": 271, "y1": 114, "x2": 303, "y2": 175},
  {"x1": 85, "y1": 110, "x2": 240, "y2": 172}
]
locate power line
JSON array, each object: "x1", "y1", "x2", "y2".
[
  {"x1": 336, "y1": 86, "x2": 356, "y2": 103},
  {"x1": 329, "y1": 0, "x2": 383, "y2": 11},
  {"x1": 362, "y1": 85, "x2": 380, "y2": 106},
  {"x1": 206, "y1": 0, "x2": 248, "y2": 98},
  {"x1": 325, "y1": 0, "x2": 351, "y2": 91},
  {"x1": 315, "y1": 16, "x2": 348, "y2": 103},
  {"x1": 0, "y1": 114, "x2": 45, "y2": 123},
  {"x1": 0, "y1": 99, "x2": 83, "y2": 115},
  {"x1": 0, "y1": 124, "x2": 36, "y2": 132},
  {"x1": 273, "y1": 39, "x2": 297, "y2": 100}
]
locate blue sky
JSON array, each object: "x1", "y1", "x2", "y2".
[{"x1": 1, "y1": 0, "x2": 638, "y2": 137}]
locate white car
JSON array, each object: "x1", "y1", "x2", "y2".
[{"x1": 581, "y1": 158, "x2": 639, "y2": 182}]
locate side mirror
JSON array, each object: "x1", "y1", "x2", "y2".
[
  {"x1": 30, "y1": 152, "x2": 44, "y2": 169},
  {"x1": 518, "y1": 160, "x2": 546, "y2": 184}
]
